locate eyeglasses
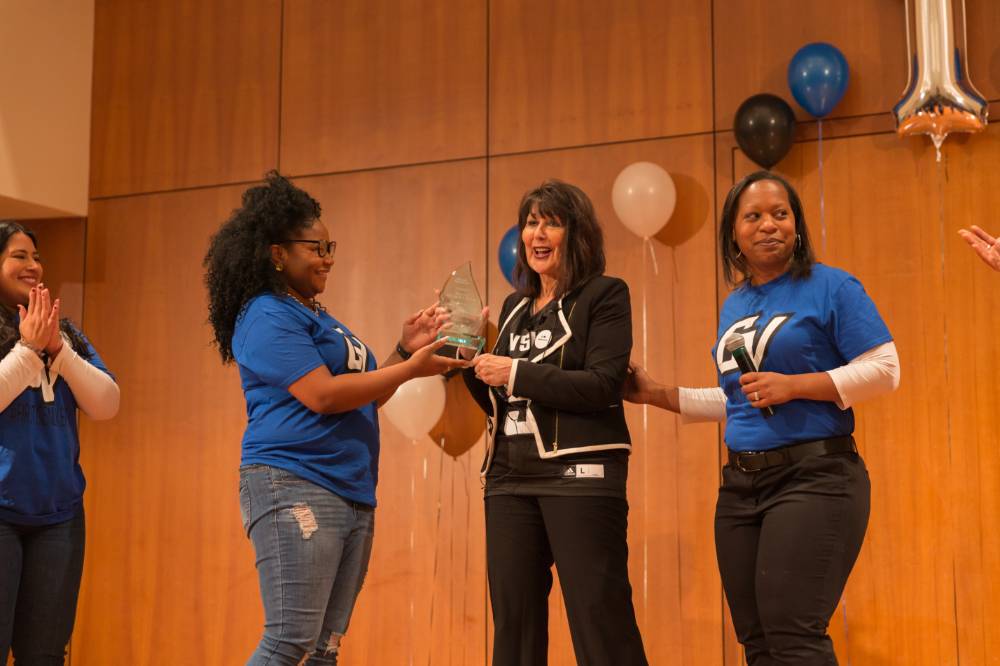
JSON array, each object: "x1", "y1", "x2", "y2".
[{"x1": 279, "y1": 239, "x2": 337, "y2": 258}]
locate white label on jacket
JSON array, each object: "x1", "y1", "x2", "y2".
[
  {"x1": 503, "y1": 407, "x2": 533, "y2": 436},
  {"x1": 575, "y1": 464, "x2": 605, "y2": 479}
]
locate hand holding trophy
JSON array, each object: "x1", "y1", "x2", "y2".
[{"x1": 436, "y1": 262, "x2": 487, "y2": 359}]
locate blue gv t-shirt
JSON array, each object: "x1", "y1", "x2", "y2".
[
  {"x1": 713, "y1": 265, "x2": 892, "y2": 452},
  {"x1": 233, "y1": 293, "x2": 380, "y2": 506},
  {"x1": 0, "y1": 334, "x2": 112, "y2": 526}
]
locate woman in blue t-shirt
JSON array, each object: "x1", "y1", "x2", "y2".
[
  {"x1": 204, "y1": 172, "x2": 463, "y2": 666},
  {"x1": 0, "y1": 221, "x2": 120, "y2": 664},
  {"x1": 625, "y1": 172, "x2": 900, "y2": 665}
]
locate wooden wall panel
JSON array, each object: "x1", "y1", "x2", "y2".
[
  {"x1": 89, "y1": 0, "x2": 281, "y2": 197},
  {"x1": 27, "y1": 218, "x2": 86, "y2": 324},
  {"x1": 714, "y1": 0, "x2": 906, "y2": 125},
  {"x1": 965, "y1": 0, "x2": 1000, "y2": 102},
  {"x1": 293, "y1": 161, "x2": 489, "y2": 666},
  {"x1": 73, "y1": 186, "x2": 259, "y2": 664},
  {"x1": 489, "y1": 134, "x2": 721, "y2": 664},
  {"x1": 940, "y1": 124, "x2": 1000, "y2": 665},
  {"x1": 489, "y1": 0, "x2": 712, "y2": 155},
  {"x1": 280, "y1": 0, "x2": 487, "y2": 176}
]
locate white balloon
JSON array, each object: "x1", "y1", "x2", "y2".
[
  {"x1": 611, "y1": 161, "x2": 677, "y2": 239},
  {"x1": 381, "y1": 375, "x2": 446, "y2": 440}
]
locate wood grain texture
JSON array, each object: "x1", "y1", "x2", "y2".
[
  {"x1": 24, "y1": 218, "x2": 86, "y2": 325},
  {"x1": 293, "y1": 160, "x2": 489, "y2": 666},
  {"x1": 714, "y1": 0, "x2": 906, "y2": 126},
  {"x1": 489, "y1": 134, "x2": 721, "y2": 664},
  {"x1": 280, "y1": 0, "x2": 487, "y2": 176},
  {"x1": 489, "y1": 0, "x2": 712, "y2": 155},
  {"x1": 89, "y1": 0, "x2": 281, "y2": 197},
  {"x1": 72, "y1": 186, "x2": 260, "y2": 664}
]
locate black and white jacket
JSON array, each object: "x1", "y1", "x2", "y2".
[{"x1": 463, "y1": 275, "x2": 633, "y2": 476}]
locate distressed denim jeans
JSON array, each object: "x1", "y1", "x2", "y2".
[{"x1": 240, "y1": 465, "x2": 375, "y2": 666}]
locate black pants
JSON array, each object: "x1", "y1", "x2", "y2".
[
  {"x1": 485, "y1": 494, "x2": 647, "y2": 666},
  {"x1": 0, "y1": 507, "x2": 85, "y2": 665},
  {"x1": 715, "y1": 452, "x2": 870, "y2": 666}
]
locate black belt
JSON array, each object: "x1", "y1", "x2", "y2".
[{"x1": 727, "y1": 436, "x2": 856, "y2": 473}]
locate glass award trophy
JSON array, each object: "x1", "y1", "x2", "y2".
[{"x1": 436, "y1": 262, "x2": 486, "y2": 358}]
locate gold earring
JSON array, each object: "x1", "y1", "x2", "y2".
[{"x1": 275, "y1": 263, "x2": 284, "y2": 272}]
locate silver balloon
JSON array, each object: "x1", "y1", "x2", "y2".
[{"x1": 893, "y1": 0, "x2": 987, "y2": 157}]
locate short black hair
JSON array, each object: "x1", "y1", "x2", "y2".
[
  {"x1": 513, "y1": 179, "x2": 606, "y2": 298},
  {"x1": 203, "y1": 171, "x2": 321, "y2": 363},
  {"x1": 719, "y1": 170, "x2": 815, "y2": 286}
]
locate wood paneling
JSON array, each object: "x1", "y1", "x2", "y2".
[
  {"x1": 280, "y1": 0, "x2": 487, "y2": 176},
  {"x1": 73, "y1": 186, "x2": 259, "y2": 664},
  {"x1": 489, "y1": 134, "x2": 721, "y2": 664},
  {"x1": 89, "y1": 0, "x2": 281, "y2": 197},
  {"x1": 27, "y1": 218, "x2": 86, "y2": 324},
  {"x1": 940, "y1": 124, "x2": 1000, "y2": 666},
  {"x1": 76, "y1": 1, "x2": 1000, "y2": 664},
  {"x1": 489, "y1": 0, "x2": 712, "y2": 155},
  {"x1": 714, "y1": 0, "x2": 906, "y2": 125},
  {"x1": 964, "y1": 0, "x2": 1000, "y2": 102},
  {"x1": 293, "y1": 161, "x2": 489, "y2": 666}
]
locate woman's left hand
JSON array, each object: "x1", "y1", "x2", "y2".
[
  {"x1": 739, "y1": 371, "x2": 796, "y2": 408},
  {"x1": 472, "y1": 354, "x2": 513, "y2": 387},
  {"x1": 399, "y1": 301, "x2": 450, "y2": 354}
]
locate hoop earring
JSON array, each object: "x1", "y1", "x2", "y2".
[
  {"x1": 274, "y1": 263, "x2": 284, "y2": 272},
  {"x1": 734, "y1": 246, "x2": 742, "y2": 259}
]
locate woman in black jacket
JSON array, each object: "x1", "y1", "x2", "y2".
[{"x1": 464, "y1": 180, "x2": 647, "y2": 666}]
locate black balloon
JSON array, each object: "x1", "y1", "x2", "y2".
[{"x1": 733, "y1": 94, "x2": 796, "y2": 169}]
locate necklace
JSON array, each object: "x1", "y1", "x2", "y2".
[{"x1": 287, "y1": 291, "x2": 321, "y2": 315}]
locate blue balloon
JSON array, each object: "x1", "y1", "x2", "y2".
[
  {"x1": 787, "y1": 42, "x2": 849, "y2": 118},
  {"x1": 497, "y1": 225, "x2": 520, "y2": 287}
]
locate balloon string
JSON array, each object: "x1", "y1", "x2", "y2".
[
  {"x1": 641, "y1": 239, "x2": 649, "y2": 616},
  {"x1": 644, "y1": 237, "x2": 660, "y2": 276},
  {"x1": 818, "y1": 118, "x2": 827, "y2": 255}
]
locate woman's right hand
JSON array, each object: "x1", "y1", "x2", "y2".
[
  {"x1": 623, "y1": 362, "x2": 654, "y2": 404},
  {"x1": 17, "y1": 286, "x2": 58, "y2": 351},
  {"x1": 958, "y1": 225, "x2": 1000, "y2": 272},
  {"x1": 406, "y1": 338, "x2": 468, "y2": 378}
]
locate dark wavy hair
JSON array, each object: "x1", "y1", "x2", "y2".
[
  {"x1": 0, "y1": 221, "x2": 92, "y2": 360},
  {"x1": 719, "y1": 170, "x2": 815, "y2": 286},
  {"x1": 204, "y1": 171, "x2": 321, "y2": 363},
  {"x1": 512, "y1": 179, "x2": 606, "y2": 298}
]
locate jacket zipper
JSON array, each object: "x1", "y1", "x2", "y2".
[{"x1": 551, "y1": 301, "x2": 577, "y2": 453}]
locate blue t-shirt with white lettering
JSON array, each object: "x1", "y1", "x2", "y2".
[
  {"x1": 713, "y1": 265, "x2": 892, "y2": 452},
  {"x1": 0, "y1": 333, "x2": 112, "y2": 526},
  {"x1": 233, "y1": 293, "x2": 380, "y2": 506}
]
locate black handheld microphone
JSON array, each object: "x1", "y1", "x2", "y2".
[{"x1": 724, "y1": 333, "x2": 775, "y2": 418}]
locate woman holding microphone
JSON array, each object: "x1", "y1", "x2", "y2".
[{"x1": 626, "y1": 171, "x2": 899, "y2": 665}]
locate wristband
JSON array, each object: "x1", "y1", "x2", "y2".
[{"x1": 395, "y1": 341, "x2": 413, "y2": 360}]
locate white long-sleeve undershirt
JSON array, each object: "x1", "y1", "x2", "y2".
[
  {"x1": 677, "y1": 341, "x2": 900, "y2": 423},
  {"x1": 0, "y1": 337, "x2": 120, "y2": 420}
]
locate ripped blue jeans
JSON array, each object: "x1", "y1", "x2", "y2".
[{"x1": 240, "y1": 465, "x2": 375, "y2": 666}]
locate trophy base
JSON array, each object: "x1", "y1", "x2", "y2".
[{"x1": 435, "y1": 333, "x2": 485, "y2": 359}]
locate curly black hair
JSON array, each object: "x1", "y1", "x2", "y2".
[
  {"x1": 203, "y1": 171, "x2": 322, "y2": 363},
  {"x1": 0, "y1": 220, "x2": 93, "y2": 360}
]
